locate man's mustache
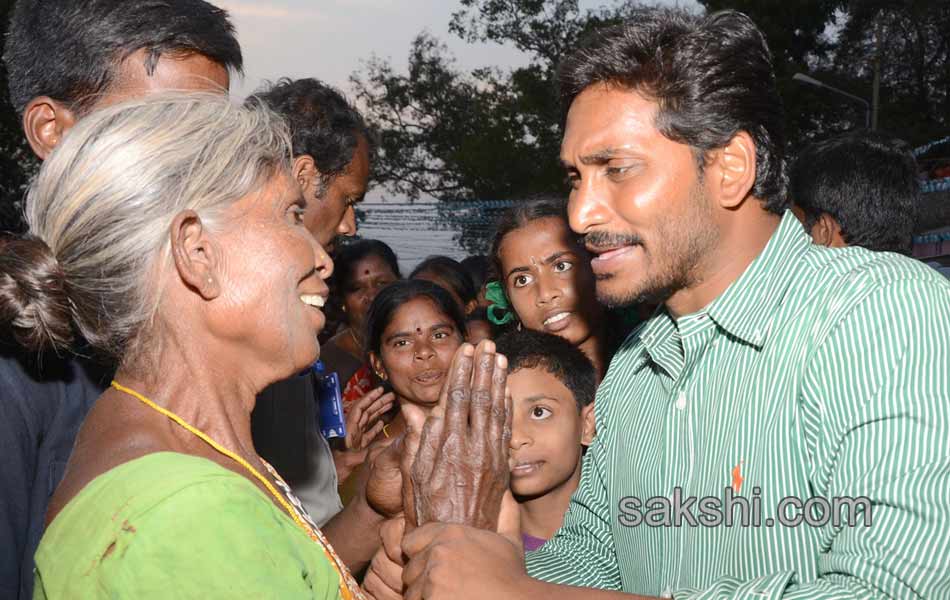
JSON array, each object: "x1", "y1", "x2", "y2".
[{"x1": 580, "y1": 231, "x2": 644, "y2": 251}]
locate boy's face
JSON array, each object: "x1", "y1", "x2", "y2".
[{"x1": 507, "y1": 367, "x2": 595, "y2": 498}]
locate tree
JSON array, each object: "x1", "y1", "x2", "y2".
[
  {"x1": 354, "y1": 0, "x2": 950, "y2": 252},
  {"x1": 700, "y1": 0, "x2": 950, "y2": 148},
  {"x1": 0, "y1": 0, "x2": 38, "y2": 234},
  {"x1": 351, "y1": 1, "x2": 636, "y2": 253}
]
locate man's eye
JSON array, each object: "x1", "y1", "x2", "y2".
[
  {"x1": 606, "y1": 163, "x2": 637, "y2": 179},
  {"x1": 554, "y1": 261, "x2": 573, "y2": 273},
  {"x1": 531, "y1": 406, "x2": 552, "y2": 419}
]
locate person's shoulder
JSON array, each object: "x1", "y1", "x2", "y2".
[
  {"x1": 39, "y1": 453, "x2": 274, "y2": 558},
  {"x1": 58, "y1": 453, "x2": 258, "y2": 521},
  {"x1": 0, "y1": 348, "x2": 104, "y2": 430},
  {"x1": 796, "y1": 244, "x2": 949, "y2": 315},
  {"x1": 803, "y1": 244, "x2": 948, "y2": 293},
  {"x1": 35, "y1": 453, "x2": 341, "y2": 599},
  {"x1": 780, "y1": 245, "x2": 950, "y2": 352}
]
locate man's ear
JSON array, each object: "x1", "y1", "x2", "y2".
[
  {"x1": 708, "y1": 131, "x2": 757, "y2": 210},
  {"x1": 170, "y1": 210, "x2": 221, "y2": 300},
  {"x1": 369, "y1": 352, "x2": 388, "y2": 381},
  {"x1": 812, "y1": 213, "x2": 846, "y2": 248},
  {"x1": 292, "y1": 154, "x2": 319, "y2": 196},
  {"x1": 23, "y1": 96, "x2": 78, "y2": 160},
  {"x1": 580, "y1": 402, "x2": 596, "y2": 446}
]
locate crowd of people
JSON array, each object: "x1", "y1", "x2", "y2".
[{"x1": 0, "y1": 1, "x2": 947, "y2": 600}]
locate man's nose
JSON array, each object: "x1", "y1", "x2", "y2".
[
  {"x1": 338, "y1": 205, "x2": 357, "y2": 237},
  {"x1": 568, "y1": 178, "x2": 610, "y2": 236}
]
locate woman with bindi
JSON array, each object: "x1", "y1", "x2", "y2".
[{"x1": 321, "y1": 239, "x2": 401, "y2": 414}]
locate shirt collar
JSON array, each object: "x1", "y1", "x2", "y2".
[
  {"x1": 631, "y1": 210, "x2": 810, "y2": 365},
  {"x1": 705, "y1": 210, "x2": 811, "y2": 348}
]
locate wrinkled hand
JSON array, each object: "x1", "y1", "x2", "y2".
[
  {"x1": 332, "y1": 387, "x2": 394, "y2": 482},
  {"x1": 362, "y1": 516, "x2": 406, "y2": 600},
  {"x1": 401, "y1": 492, "x2": 528, "y2": 600},
  {"x1": 402, "y1": 340, "x2": 512, "y2": 530}
]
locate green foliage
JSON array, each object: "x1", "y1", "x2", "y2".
[
  {"x1": 352, "y1": 0, "x2": 640, "y2": 252},
  {"x1": 700, "y1": 0, "x2": 950, "y2": 149}
]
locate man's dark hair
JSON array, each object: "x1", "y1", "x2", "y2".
[
  {"x1": 3, "y1": 0, "x2": 243, "y2": 116},
  {"x1": 790, "y1": 131, "x2": 919, "y2": 255},
  {"x1": 558, "y1": 9, "x2": 787, "y2": 212},
  {"x1": 246, "y1": 78, "x2": 373, "y2": 194},
  {"x1": 410, "y1": 256, "x2": 477, "y2": 307},
  {"x1": 489, "y1": 198, "x2": 567, "y2": 280},
  {"x1": 495, "y1": 329, "x2": 596, "y2": 410},
  {"x1": 331, "y1": 239, "x2": 401, "y2": 293},
  {"x1": 366, "y1": 279, "x2": 467, "y2": 357}
]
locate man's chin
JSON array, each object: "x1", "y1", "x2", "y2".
[
  {"x1": 595, "y1": 274, "x2": 671, "y2": 309},
  {"x1": 595, "y1": 275, "x2": 642, "y2": 309}
]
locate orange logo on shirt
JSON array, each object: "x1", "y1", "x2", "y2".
[{"x1": 731, "y1": 461, "x2": 744, "y2": 494}]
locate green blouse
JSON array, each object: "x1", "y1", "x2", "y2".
[{"x1": 34, "y1": 452, "x2": 342, "y2": 599}]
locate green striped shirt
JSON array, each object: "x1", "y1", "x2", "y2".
[{"x1": 526, "y1": 212, "x2": 950, "y2": 599}]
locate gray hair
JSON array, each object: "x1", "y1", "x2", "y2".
[{"x1": 0, "y1": 92, "x2": 292, "y2": 361}]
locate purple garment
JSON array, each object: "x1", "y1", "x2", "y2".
[{"x1": 522, "y1": 533, "x2": 547, "y2": 552}]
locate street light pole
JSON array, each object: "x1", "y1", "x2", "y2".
[{"x1": 793, "y1": 72, "x2": 872, "y2": 130}]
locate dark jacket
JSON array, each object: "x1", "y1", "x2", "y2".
[{"x1": 0, "y1": 347, "x2": 104, "y2": 599}]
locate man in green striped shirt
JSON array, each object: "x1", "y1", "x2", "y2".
[{"x1": 388, "y1": 8, "x2": 950, "y2": 600}]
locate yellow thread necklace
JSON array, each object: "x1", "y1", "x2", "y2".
[{"x1": 110, "y1": 380, "x2": 360, "y2": 600}]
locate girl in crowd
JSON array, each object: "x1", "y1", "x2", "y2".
[
  {"x1": 489, "y1": 198, "x2": 613, "y2": 378},
  {"x1": 0, "y1": 94, "x2": 361, "y2": 598},
  {"x1": 321, "y1": 239, "x2": 401, "y2": 414},
  {"x1": 410, "y1": 255, "x2": 478, "y2": 316}
]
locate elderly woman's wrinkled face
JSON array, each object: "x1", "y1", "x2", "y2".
[{"x1": 207, "y1": 172, "x2": 333, "y2": 381}]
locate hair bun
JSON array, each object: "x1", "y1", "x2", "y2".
[{"x1": 0, "y1": 235, "x2": 75, "y2": 352}]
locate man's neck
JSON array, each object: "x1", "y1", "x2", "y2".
[{"x1": 665, "y1": 210, "x2": 782, "y2": 318}]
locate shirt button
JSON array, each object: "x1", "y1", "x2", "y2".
[
  {"x1": 675, "y1": 392, "x2": 687, "y2": 411},
  {"x1": 660, "y1": 588, "x2": 673, "y2": 598}
]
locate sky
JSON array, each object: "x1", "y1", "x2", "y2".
[
  {"x1": 214, "y1": 0, "x2": 701, "y2": 268},
  {"x1": 218, "y1": 0, "x2": 700, "y2": 100}
]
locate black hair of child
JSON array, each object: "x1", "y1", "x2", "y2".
[{"x1": 495, "y1": 329, "x2": 596, "y2": 410}]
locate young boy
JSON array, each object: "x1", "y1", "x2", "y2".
[{"x1": 495, "y1": 329, "x2": 597, "y2": 551}]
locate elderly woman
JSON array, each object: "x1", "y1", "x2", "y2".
[{"x1": 0, "y1": 94, "x2": 363, "y2": 598}]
